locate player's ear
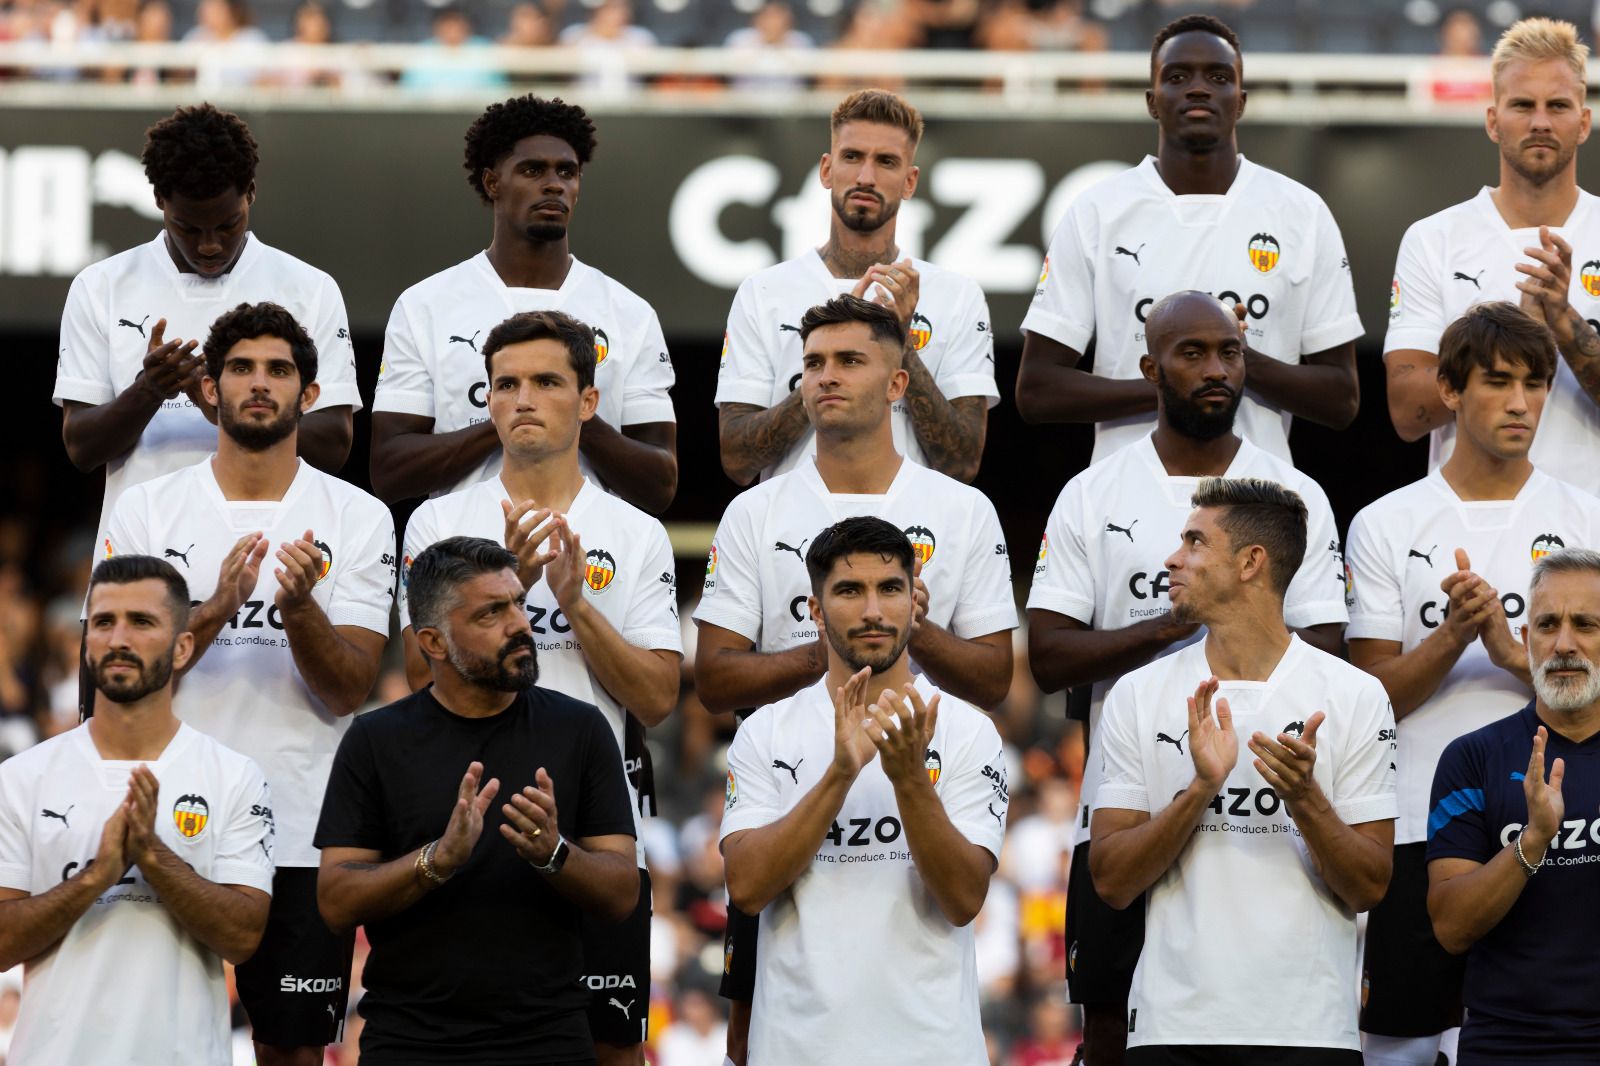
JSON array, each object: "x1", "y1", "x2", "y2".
[
  {"x1": 578, "y1": 384, "x2": 599, "y2": 422},
  {"x1": 1485, "y1": 103, "x2": 1501, "y2": 144},
  {"x1": 1139, "y1": 354, "x2": 1158, "y2": 384},
  {"x1": 1145, "y1": 86, "x2": 1159, "y2": 122},
  {"x1": 1239, "y1": 543, "x2": 1268, "y2": 586},
  {"x1": 1579, "y1": 104, "x2": 1591, "y2": 146},
  {"x1": 1438, "y1": 371, "x2": 1462, "y2": 414},
  {"x1": 1236, "y1": 85, "x2": 1247, "y2": 119},
  {"x1": 171, "y1": 629, "x2": 195, "y2": 674},
  {"x1": 818, "y1": 151, "x2": 833, "y2": 189},
  {"x1": 415, "y1": 625, "x2": 448, "y2": 663},
  {"x1": 903, "y1": 163, "x2": 919, "y2": 200},
  {"x1": 808, "y1": 595, "x2": 824, "y2": 634},
  {"x1": 244, "y1": 181, "x2": 256, "y2": 207},
  {"x1": 201, "y1": 372, "x2": 220, "y2": 407},
  {"x1": 482, "y1": 166, "x2": 500, "y2": 201},
  {"x1": 299, "y1": 380, "x2": 320, "y2": 413}
]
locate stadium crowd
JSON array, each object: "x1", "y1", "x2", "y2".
[{"x1": 8, "y1": 7, "x2": 1600, "y2": 1066}]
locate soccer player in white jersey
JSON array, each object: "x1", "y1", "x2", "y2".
[
  {"x1": 0, "y1": 556, "x2": 274, "y2": 1066},
  {"x1": 717, "y1": 89, "x2": 997, "y2": 485},
  {"x1": 1016, "y1": 14, "x2": 1362, "y2": 466},
  {"x1": 370, "y1": 96, "x2": 677, "y2": 512},
  {"x1": 696, "y1": 294, "x2": 1015, "y2": 1064},
  {"x1": 105, "y1": 303, "x2": 394, "y2": 1066},
  {"x1": 395, "y1": 310, "x2": 681, "y2": 1066},
  {"x1": 1092, "y1": 478, "x2": 1397, "y2": 1065},
  {"x1": 54, "y1": 104, "x2": 361, "y2": 712},
  {"x1": 1348, "y1": 302, "x2": 1600, "y2": 1066},
  {"x1": 1028, "y1": 291, "x2": 1348, "y2": 1066},
  {"x1": 1384, "y1": 19, "x2": 1600, "y2": 495},
  {"x1": 720, "y1": 517, "x2": 1007, "y2": 1065}
]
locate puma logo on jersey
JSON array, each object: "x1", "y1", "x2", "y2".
[
  {"x1": 773, "y1": 758, "x2": 803, "y2": 784},
  {"x1": 41, "y1": 805, "x2": 74, "y2": 828},
  {"x1": 1155, "y1": 730, "x2": 1187, "y2": 754},
  {"x1": 987, "y1": 802, "x2": 1004, "y2": 826},
  {"x1": 1453, "y1": 269, "x2": 1485, "y2": 289},
  {"x1": 1114, "y1": 244, "x2": 1145, "y2": 266},
  {"x1": 779, "y1": 323, "x2": 800, "y2": 333},
  {"x1": 164, "y1": 544, "x2": 194, "y2": 567},
  {"x1": 117, "y1": 315, "x2": 150, "y2": 337},
  {"x1": 448, "y1": 330, "x2": 481, "y2": 351},
  {"x1": 609, "y1": 998, "x2": 635, "y2": 1019},
  {"x1": 773, "y1": 539, "x2": 809, "y2": 564},
  {"x1": 1409, "y1": 545, "x2": 1437, "y2": 567},
  {"x1": 1105, "y1": 519, "x2": 1138, "y2": 542}
]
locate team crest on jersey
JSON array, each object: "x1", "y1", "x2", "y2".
[
  {"x1": 909, "y1": 312, "x2": 933, "y2": 351},
  {"x1": 1582, "y1": 260, "x2": 1600, "y2": 298},
  {"x1": 925, "y1": 749, "x2": 942, "y2": 785},
  {"x1": 594, "y1": 328, "x2": 610, "y2": 367},
  {"x1": 904, "y1": 526, "x2": 936, "y2": 567},
  {"x1": 725, "y1": 768, "x2": 738, "y2": 810},
  {"x1": 313, "y1": 539, "x2": 333, "y2": 584},
  {"x1": 173, "y1": 794, "x2": 210, "y2": 839},
  {"x1": 584, "y1": 548, "x2": 618, "y2": 593},
  {"x1": 1532, "y1": 533, "x2": 1565, "y2": 561},
  {"x1": 1248, "y1": 233, "x2": 1280, "y2": 274}
]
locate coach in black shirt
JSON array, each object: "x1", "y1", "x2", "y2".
[{"x1": 315, "y1": 536, "x2": 638, "y2": 1065}]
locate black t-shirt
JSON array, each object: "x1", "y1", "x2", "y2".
[{"x1": 314, "y1": 685, "x2": 635, "y2": 1065}]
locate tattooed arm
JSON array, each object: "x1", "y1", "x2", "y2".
[
  {"x1": 902, "y1": 345, "x2": 987, "y2": 483},
  {"x1": 1383, "y1": 350, "x2": 1451, "y2": 442},
  {"x1": 718, "y1": 396, "x2": 810, "y2": 486}
]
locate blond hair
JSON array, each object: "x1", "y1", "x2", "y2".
[
  {"x1": 1491, "y1": 18, "x2": 1588, "y2": 97},
  {"x1": 830, "y1": 89, "x2": 924, "y2": 149}
]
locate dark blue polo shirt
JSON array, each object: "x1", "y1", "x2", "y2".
[{"x1": 1427, "y1": 701, "x2": 1600, "y2": 1062}]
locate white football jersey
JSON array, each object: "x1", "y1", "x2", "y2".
[
  {"x1": 53, "y1": 232, "x2": 361, "y2": 578},
  {"x1": 720, "y1": 675, "x2": 1006, "y2": 1066},
  {"x1": 0, "y1": 723, "x2": 275, "y2": 1066},
  {"x1": 1027, "y1": 433, "x2": 1349, "y2": 844},
  {"x1": 692, "y1": 459, "x2": 1017, "y2": 655},
  {"x1": 399, "y1": 474, "x2": 683, "y2": 856},
  {"x1": 1346, "y1": 468, "x2": 1600, "y2": 843},
  {"x1": 716, "y1": 250, "x2": 999, "y2": 479},
  {"x1": 1095, "y1": 637, "x2": 1397, "y2": 1051},
  {"x1": 373, "y1": 253, "x2": 676, "y2": 497},
  {"x1": 1023, "y1": 156, "x2": 1363, "y2": 466},
  {"x1": 1384, "y1": 188, "x2": 1600, "y2": 493},
  {"x1": 105, "y1": 458, "x2": 396, "y2": 867}
]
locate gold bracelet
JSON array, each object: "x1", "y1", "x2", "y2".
[{"x1": 416, "y1": 840, "x2": 450, "y2": 885}]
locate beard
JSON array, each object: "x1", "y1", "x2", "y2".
[
  {"x1": 831, "y1": 187, "x2": 898, "y2": 234},
  {"x1": 447, "y1": 631, "x2": 538, "y2": 692},
  {"x1": 91, "y1": 647, "x2": 175, "y2": 704},
  {"x1": 1503, "y1": 136, "x2": 1578, "y2": 187},
  {"x1": 825, "y1": 620, "x2": 912, "y2": 675},
  {"x1": 522, "y1": 219, "x2": 568, "y2": 242},
  {"x1": 1531, "y1": 651, "x2": 1600, "y2": 711},
  {"x1": 1158, "y1": 366, "x2": 1241, "y2": 441},
  {"x1": 220, "y1": 396, "x2": 300, "y2": 452}
]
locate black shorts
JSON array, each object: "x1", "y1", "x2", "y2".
[
  {"x1": 1066, "y1": 842, "x2": 1146, "y2": 1006},
  {"x1": 718, "y1": 900, "x2": 758, "y2": 1001},
  {"x1": 235, "y1": 867, "x2": 356, "y2": 1048},
  {"x1": 1126, "y1": 1045, "x2": 1363, "y2": 1066},
  {"x1": 1361, "y1": 841, "x2": 1465, "y2": 1037},
  {"x1": 581, "y1": 868, "x2": 652, "y2": 1046}
]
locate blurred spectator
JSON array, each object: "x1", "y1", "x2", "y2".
[
  {"x1": 276, "y1": 0, "x2": 343, "y2": 87},
  {"x1": 399, "y1": 5, "x2": 509, "y2": 92},
  {"x1": 724, "y1": 1, "x2": 812, "y2": 91},
  {"x1": 907, "y1": 0, "x2": 979, "y2": 49},
  {"x1": 501, "y1": 0, "x2": 553, "y2": 47},
  {"x1": 976, "y1": 0, "x2": 1106, "y2": 53},
  {"x1": 820, "y1": 0, "x2": 920, "y2": 89},
  {"x1": 656, "y1": 987, "x2": 727, "y2": 1066},
  {"x1": 182, "y1": 0, "x2": 266, "y2": 44},
  {"x1": 1000, "y1": 775, "x2": 1074, "y2": 893},
  {"x1": 133, "y1": 0, "x2": 170, "y2": 42},
  {"x1": 1438, "y1": 6, "x2": 1483, "y2": 56},
  {"x1": 559, "y1": 0, "x2": 657, "y2": 91},
  {"x1": 1007, "y1": 993, "x2": 1078, "y2": 1066},
  {"x1": 81, "y1": 0, "x2": 139, "y2": 43}
]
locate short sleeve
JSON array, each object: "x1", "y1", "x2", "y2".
[
  {"x1": 396, "y1": 499, "x2": 443, "y2": 631},
  {"x1": 718, "y1": 715, "x2": 785, "y2": 840},
  {"x1": 574, "y1": 710, "x2": 636, "y2": 841},
  {"x1": 1092, "y1": 680, "x2": 1151, "y2": 815},
  {"x1": 54, "y1": 272, "x2": 114, "y2": 407},
  {"x1": 212, "y1": 765, "x2": 276, "y2": 893},
  {"x1": 938, "y1": 714, "x2": 1009, "y2": 861},
  {"x1": 948, "y1": 493, "x2": 1020, "y2": 639},
  {"x1": 1329, "y1": 678, "x2": 1399, "y2": 827},
  {"x1": 690, "y1": 491, "x2": 765, "y2": 643},
  {"x1": 620, "y1": 523, "x2": 684, "y2": 652},
  {"x1": 1282, "y1": 481, "x2": 1349, "y2": 630},
  {"x1": 619, "y1": 306, "x2": 676, "y2": 426},
  {"x1": 325, "y1": 501, "x2": 395, "y2": 635},
  {"x1": 715, "y1": 276, "x2": 779, "y2": 409},
  {"x1": 1425, "y1": 734, "x2": 1495, "y2": 864},
  {"x1": 1024, "y1": 482, "x2": 1095, "y2": 624},
  {"x1": 306, "y1": 272, "x2": 362, "y2": 414},
  {"x1": 1019, "y1": 203, "x2": 1096, "y2": 351},
  {"x1": 0, "y1": 763, "x2": 31, "y2": 891},
  {"x1": 1344, "y1": 507, "x2": 1404, "y2": 643},
  {"x1": 1383, "y1": 220, "x2": 1447, "y2": 356},
  {"x1": 313, "y1": 719, "x2": 387, "y2": 851},
  {"x1": 372, "y1": 297, "x2": 435, "y2": 418},
  {"x1": 106, "y1": 486, "x2": 153, "y2": 558},
  {"x1": 930, "y1": 282, "x2": 1000, "y2": 407},
  {"x1": 1297, "y1": 199, "x2": 1364, "y2": 354}
]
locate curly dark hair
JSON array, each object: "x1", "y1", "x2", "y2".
[
  {"x1": 141, "y1": 103, "x2": 259, "y2": 201},
  {"x1": 202, "y1": 301, "x2": 318, "y2": 385},
  {"x1": 463, "y1": 95, "x2": 598, "y2": 203},
  {"x1": 1150, "y1": 14, "x2": 1242, "y2": 78}
]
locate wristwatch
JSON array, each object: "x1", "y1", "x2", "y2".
[{"x1": 532, "y1": 834, "x2": 570, "y2": 875}]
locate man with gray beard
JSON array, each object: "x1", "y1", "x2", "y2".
[{"x1": 1425, "y1": 548, "x2": 1600, "y2": 1062}]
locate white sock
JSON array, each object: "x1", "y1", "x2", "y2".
[{"x1": 1362, "y1": 1033, "x2": 1444, "y2": 1066}]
